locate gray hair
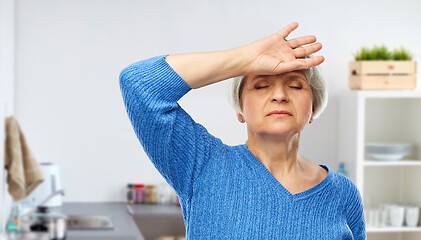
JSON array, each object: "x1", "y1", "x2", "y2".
[{"x1": 225, "y1": 55, "x2": 328, "y2": 120}]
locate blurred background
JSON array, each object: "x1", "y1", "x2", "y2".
[{"x1": 1, "y1": 0, "x2": 421, "y2": 239}]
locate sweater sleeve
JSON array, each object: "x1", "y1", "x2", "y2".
[
  {"x1": 119, "y1": 54, "x2": 220, "y2": 200},
  {"x1": 345, "y1": 182, "x2": 367, "y2": 240}
]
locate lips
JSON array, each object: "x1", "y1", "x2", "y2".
[{"x1": 267, "y1": 110, "x2": 292, "y2": 116}]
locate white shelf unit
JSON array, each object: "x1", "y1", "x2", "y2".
[{"x1": 338, "y1": 90, "x2": 421, "y2": 240}]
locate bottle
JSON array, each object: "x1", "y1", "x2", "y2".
[
  {"x1": 6, "y1": 201, "x2": 20, "y2": 233},
  {"x1": 127, "y1": 184, "x2": 135, "y2": 204},
  {"x1": 134, "y1": 184, "x2": 145, "y2": 204},
  {"x1": 144, "y1": 184, "x2": 158, "y2": 204},
  {"x1": 338, "y1": 162, "x2": 347, "y2": 177}
]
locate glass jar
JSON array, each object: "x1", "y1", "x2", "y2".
[
  {"x1": 144, "y1": 184, "x2": 157, "y2": 204},
  {"x1": 170, "y1": 190, "x2": 180, "y2": 206},
  {"x1": 156, "y1": 182, "x2": 173, "y2": 205},
  {"x1": 134, "y1": 184, "x2": 144, "y2": 204},
  {"x1": 127, "y1": 184, "x2": 135, "y2": 204}
]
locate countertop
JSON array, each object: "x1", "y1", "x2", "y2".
[
  {"x1": 6, "y1": 202, "x2": 185, "y2": 240},
  {"x1": 61, "y1": 202, "x2": 145, "y2": 240},
  {"x1": 7, "y1": 202, "x2": 145, "y2": 240},
  {"x1": 127, "y1": 204, "x2": 183, "y2": 218}
]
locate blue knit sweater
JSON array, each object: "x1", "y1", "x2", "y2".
[{"x1": 119, "y1": 55, "x2": 367, "y2": 239}]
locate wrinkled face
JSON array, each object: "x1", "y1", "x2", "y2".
[{"x1": 239, "y1": 71, "x2": 314, "y2": 138}]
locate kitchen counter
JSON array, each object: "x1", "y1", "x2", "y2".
[
  {"x1": 6, "y1": 202, "x2": 144, "y2": 240},
  {"x1": 127, "y1": 204, "x2": 183, "y2": 218},
  {"x1": 61, "y1": 202, "x2": 144, "y2": 240}
]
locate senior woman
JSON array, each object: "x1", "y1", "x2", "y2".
[{"x1": 119, "y1": 22, "x2": 366, "y2": 239}]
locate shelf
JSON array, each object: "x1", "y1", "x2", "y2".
[
  {"x1": 339, "y1": 91, "x2": 421, "y2": 239},
  {"x1": 367, "y1": 227, "x2": 421, "y2": 233},
  {"x1": 364, "y1": 160, "x2": 421, "y2": 166}
]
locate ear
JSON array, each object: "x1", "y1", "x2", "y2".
[
  {"x1": 309, "y1": 107, "x2": 314, "y2": 124},
  {"x1": 236, "y1": 113, "x2": 244, "y2": 123}
]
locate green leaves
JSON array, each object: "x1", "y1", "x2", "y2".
[
  {"x1": 392, "y1": 47, "x2": 412, "y2": 61},
  {"x1": 353, "y1": 46, "x2": 412, "y2": 61}
]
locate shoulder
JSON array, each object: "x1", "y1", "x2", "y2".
[
  {"x1": 330, "y1": 171, "x2": 363, "y2": 209},
  {"x1": 332, "y1": 171, "x2": 361, "y2": 195}
]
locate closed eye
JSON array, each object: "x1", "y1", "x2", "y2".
[
  {"x1": 289, "y1": 86, "x2": 302, "y2": 89},
  {"x1": 255, "y1": 86, "x2": 268, "y2": 89}
]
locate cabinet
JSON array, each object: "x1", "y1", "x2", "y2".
[
  {"x1": 338, "y1": 90, "x2": 421, "y2": 240},
  {"x1": 128, "y1": 204, "x2": 185, "y2": 240}
]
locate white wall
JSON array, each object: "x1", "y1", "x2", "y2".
[
  {"x1": 13, "y1": 0, "x2": 421, "y2": 202},
  {"x1": 0, "y1": 0, "x2": 14, "y2": 235}
]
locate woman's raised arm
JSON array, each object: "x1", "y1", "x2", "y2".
[
  {"x1": 165, "y1": 22, "x2": 324, "y2": 89},
  {"x1": 119, "y1": 22, "x2": 325, "y2": 201}
]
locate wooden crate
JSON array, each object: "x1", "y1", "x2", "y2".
[{"x1": 349, "y1": 61, "x2": 417, "y2": 90}]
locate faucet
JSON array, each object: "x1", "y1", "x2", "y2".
[{"x1": 37, "y1": 189, "x2": 65, "y2": 208}]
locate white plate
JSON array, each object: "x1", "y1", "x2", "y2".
[{"x1": 370, "y1": 153, "x2": 406, "y2": 161}]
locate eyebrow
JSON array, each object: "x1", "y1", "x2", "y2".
[
  {"x1": 250, "y1": 73, "x2": 306, "y2": 83},
  {"x1": 250, "y1": 75, "x2": 269, "y2": 83},
  {"x1": 286, "y1": 74, "x2": 306, "y2": 82}
]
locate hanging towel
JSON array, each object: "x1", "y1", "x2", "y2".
[{"x1": 4, "y1": 116, "x2": 44, "y2": 201}]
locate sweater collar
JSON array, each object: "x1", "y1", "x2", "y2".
[{"x1": 240, "y1": 144, "x2": 334, "y2": 201}]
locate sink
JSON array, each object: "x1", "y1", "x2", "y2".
[{"x1": 66, "y1": 215, "x2": 114, "y2": 230}]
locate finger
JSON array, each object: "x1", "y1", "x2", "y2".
[
  {"x1": 276, "y1": 22, "x2": 299, "y2": 39},
  {"x1": 298, "y1": 56, "x2": 325, "y2": 69},
  {"x1": 287, "y1": 35, "x2": 317, "y2": 49},
  {"x1": 273, "y1": 56, "x2": 325, "y2": 73},
  {"x1": 273, "y1": 60, "x2": 306, "y2": 73},
  {"x1": 294, "y1": 42, "x2": 322, "y2": 58}
]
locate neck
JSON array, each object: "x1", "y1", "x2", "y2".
[{"x1": 245, "y1": 131, "x2": 304, "y2": 178}]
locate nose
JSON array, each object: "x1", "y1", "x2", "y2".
[{"x1": 270, "y1": 86, "x2": 289, "y2": 103}]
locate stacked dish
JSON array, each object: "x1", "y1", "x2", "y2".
[{"x1": 365, "y1": 143, "x2": 412, "y2": 161}]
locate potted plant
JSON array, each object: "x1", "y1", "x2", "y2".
[{"x1": 349, "y1": 46, "x2": 417, "y2": 90}]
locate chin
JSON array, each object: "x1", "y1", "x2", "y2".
[
  {"x1": 261, "y1": 128, "x2": 301, "y2": 137},
  {"x1": 267, "y1": 124, "x2": 301, "y2": 131}
]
